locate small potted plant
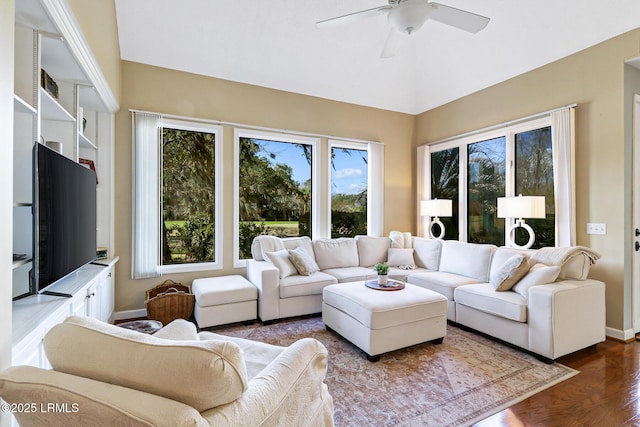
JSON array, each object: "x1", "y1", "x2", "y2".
[{"x1": 374, "y1": 262, "x2": 389, "y2": 285}]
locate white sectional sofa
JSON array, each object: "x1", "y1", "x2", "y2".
[{"x1": 246, "y1": 235, "x2": 606, "y2": 361}]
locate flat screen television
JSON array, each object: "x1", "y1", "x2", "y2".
[{"x1": 32, "y1": 143, "x2": 97, "y2": 296}]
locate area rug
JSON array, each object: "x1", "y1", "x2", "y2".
[{"x1": 208, "y1": 316, "x2": 578, "y2": 427}]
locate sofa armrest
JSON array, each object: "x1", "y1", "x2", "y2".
[
  {"x1": 0, "y1": 365, "x2": 208, "y2": 426},
  {"x1": 153, "y1": 318, "x2": 199, "y2": 340},
  {"x1": 246, "y1": 259, "x2": 280, "y2": 322},
  {"x1": 201, "y1": 338, "x2": 334, "y2": 427},
  {"x1": 528, "y1": 279, "x2": 605, "y2": 360}
]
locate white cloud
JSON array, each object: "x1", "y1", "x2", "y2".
[{"x1": 335, "y1": 168, "x2": 362, "y2": 179}]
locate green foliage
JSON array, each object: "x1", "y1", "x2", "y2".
[
  {"x1": 238, "y1": 221, "x2": 267, "y2": 260},
  {"x1": 374, "y1": 262, "x2": 389, "y2": 275},
  {"x1": 330, "y1": 211, "x2": 367, "y2": 238}
]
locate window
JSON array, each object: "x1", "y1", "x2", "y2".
[
  {"x1": 235, "y1": 130, "x2": 317, "y2": 261},
  {"x1": 430, "y1": 147, "x2": 459, "y2": 239},
  {"x1": 468, "y1": 137, "x2": 505, "y2": 245},
  {"x1": 132, "y1": 113, "x2": 221, "y2": 278},
  {"x1": 330, "y1": 143, "x2": 368, "y2": 238},
  {"x1": 234, "y1": 130, "x2": 383, "y2": 266},
  {"x1": 422, "y1": 108, "x2": 573, "y2": 248}
]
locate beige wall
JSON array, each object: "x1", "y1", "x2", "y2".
[
  {"x1": 416, "y1": 29, "x2": 640, "y2": 333},
  {"x1": 114, "y1": 61, "x2": 415, "y2": 312},
  {"x1": 68, "y1": 0, "x2": 121, "y2": 104}
]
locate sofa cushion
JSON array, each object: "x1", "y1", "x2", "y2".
[
  {"x1": 439, "y1": 240, "x2": 496, "y2": 282},
  {"x1": 454, "y1": 283, "x2": 527, "y2": 322},
  {"x1": 313, "y1": 238, "x2": 359, "y2": 270},
  {"x1": 279, "y1": 272, "x2": 338, "y2": 298},
  {"x1": 44, "y1": 316, "x2": 248, "y2": 412},
  {"x1": 407, "y1": 271, "x2": 482, "y2": 301},
  {"x1": 265, "y1": 249, "x2": 298, "y2": 279},
  {"x1": 322, "y1": 266, "x2": 377, "y2": 283},
  {"x1": 512, "y1": 263, "x2": 561, "y2": 298},
  {"x1": 490, "y1": 255, "x2": 530, "y2": 291},
  {"x1": 355, "y1": 236, "x2": 391, "y2": 267},
  {"x1": 387, "y1": 248, "x2": 415, "y2": 268},
  {"x1": 288, "y1": 246, "x2": 320, "y2": 276},
  {"x1": 388, "y1": 266, "x2": 430, "y2": 282},
  {"x1": 412, "y1": 237, "x2": 442, "y2": 270}
]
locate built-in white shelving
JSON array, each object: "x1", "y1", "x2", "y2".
[{"x1": 13, "y1": 94, "x2": 36, "y2": 115}]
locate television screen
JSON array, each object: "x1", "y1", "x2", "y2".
[{"x1": 33, "y1": 143, "x2": 97, "y2": 294}]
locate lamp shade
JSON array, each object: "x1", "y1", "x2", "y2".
[
  {"x1": 420, "y1": 199, "x2": 452, "y2": 217},
  {"x1": 497, "y1": 195, "x2": 546, "y2": 219}
]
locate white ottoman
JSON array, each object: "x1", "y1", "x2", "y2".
[
  {"x1": 192, "y1": 275, "x2": 258, "y2": 328},
  {"x1": 322, "y1": 281, "x2": 448, "y2": 361}
]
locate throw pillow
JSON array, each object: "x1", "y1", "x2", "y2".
[
  {"x1": 512, "y1": 263, "x2": 561, "y2": 298},
  {"x1": 288, "y1": 246, "x2": 320, "y2": 276},
  {"x1": 490, "y1": 255, "x2": 530, "y2": 291},
  {"x1": 387, "y1": 248, "x2": 415, "y2": 268},
  {"x1": 265, "y1": 249, "x2": 298, "y2": 279}
]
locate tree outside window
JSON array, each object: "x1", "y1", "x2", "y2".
[
  {"x1": 431, "y1": 147, "x2": 459, "y2": 239},
  {"x1": 331, "y1": 146, "x2": 368, "y2": 238}
]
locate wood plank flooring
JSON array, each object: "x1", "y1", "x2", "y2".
[{"x1": 476, "y1": 338, "x2": 640, "y2": 426}]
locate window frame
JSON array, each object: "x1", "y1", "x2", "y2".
[
  {"x1": 233, "y1": 128, "x2": 320, "y2": 268},
  {"x1": 428, "y1": 116, "x2": 552, "y2": 244},
  {"x1": 160, "y1": 118, "x2": 223, "y2": 274}
]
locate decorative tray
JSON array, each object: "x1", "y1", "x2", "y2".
[{"x1": 365, "y1": 280, "x2": 405, "y2": 291}]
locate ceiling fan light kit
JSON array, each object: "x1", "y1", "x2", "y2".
[{"x1": 317, "y1": 0, "x2": 490, "y2": 58}]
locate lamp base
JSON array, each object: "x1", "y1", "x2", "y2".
[
  {"x1": 428, "y1": 217, "x2": 445, "y2": 240},
  {"x1": 506, "y1": 219, "x2": 535, "y2": 249}
]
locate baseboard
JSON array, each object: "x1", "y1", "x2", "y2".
[
  {"x1": 113, "y1": 309, "x2": 147, "y2": 321},
  {"x1": 605, "y1": 326, "x2": 636, "y2": 343}
]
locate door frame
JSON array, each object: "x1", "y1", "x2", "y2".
[{"x1": 632, "y1": 94, "x2": 640, "y2": 334}]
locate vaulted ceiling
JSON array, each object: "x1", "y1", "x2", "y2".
[{"x1": 114, "y1": 0, "x2": 640, "y2": 114}]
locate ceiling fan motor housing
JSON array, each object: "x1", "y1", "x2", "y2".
[{"x1": 387, "y1": 0, "x2": 432, "y2": 35}]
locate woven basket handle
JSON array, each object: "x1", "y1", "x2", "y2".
[{"x1": 158, "y1": 287, "x2": 187, "y2": 296}]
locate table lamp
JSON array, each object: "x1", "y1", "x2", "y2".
[
  {"x1": 420, "y1": 199, "x2": 452, "y2": 239},
  {"x1": 497, "y1": 194, "x2": 546, "y2": 249}
]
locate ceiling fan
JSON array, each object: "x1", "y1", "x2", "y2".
[{"x1": 316, "y1": 0, "x2": 490, "y2": 58}]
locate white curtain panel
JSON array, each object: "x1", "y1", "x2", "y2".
[
  {"x1": 416, "y1": 145, "x2": 431, "y2": 238},
  {"x1": 132, "y1": 112, "x2": 162, "y2": 279},
  {"x1": 368, "y1": 142, "x2": 384, "y2": 236},
  {"x1": 551, "y1": 107, "x2": 577, "y2": 246}
]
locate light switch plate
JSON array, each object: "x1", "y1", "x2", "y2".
[{"x1": 586, "y1": 223, "x2": 606, "y2": 235}]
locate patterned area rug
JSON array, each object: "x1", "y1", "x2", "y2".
[{"x1": 209, "y1": 316, "x2": 578, "y2": 427}]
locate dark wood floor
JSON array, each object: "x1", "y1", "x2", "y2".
[{"x1": 475, "y1": 338, "x2": 640, "y2": 426}]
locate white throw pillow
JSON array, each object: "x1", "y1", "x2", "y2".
[
  {"x1": 490, "y1": 255, "x2": 530, "y2": 291},
  {"x1": 412, "y1": 237, "x2": 441, "y2": 270},
  {"x1": 265, "y1": 249, "x2": 298, "y2": 279},
  {"x1": 387, "y1": 248, "x2": 415, "y2": 268},
  {"x1": 356, "y1": 236, "x2": 391, "y2": 267},
  {"x1": 512, "y1": 263, "x2": 561, "y2": 298},
  {"x1": 288, "y1": 246, "x2": 320, "y2": 276}
]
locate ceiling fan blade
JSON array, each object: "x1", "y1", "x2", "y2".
[
  {"x1": 317, "y1": 5, "x2": 392, "y2": 29},
  {"x1": 380, "y1": 28, "x2": 403, "y2": 59},
  {"x1": 428, "y1": 2, "x2": 490, "y2": 33}
]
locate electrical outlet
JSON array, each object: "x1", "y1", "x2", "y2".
[{"x1": 586, "y1": 223, "x2": 606, "y2": 235}]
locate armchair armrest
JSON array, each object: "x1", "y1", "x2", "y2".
[
  {"x1": 201, "y1": 338, "x2": 334, "y2": 427},
  {"x1": 0, "y1": 366, "x2": 208, "y2": 426},
  {"x1": 246, "y1": 259, "x2": 280, "y2": 322},
  {"x1": 528, "y1": 279, "x2": 605, "y2": 360}
]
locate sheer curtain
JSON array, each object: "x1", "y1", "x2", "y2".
[
  {"x1": 132, "y1": 112, "x2": 161, "y2": 279},
  {"x1": 368, "y1": 142, "x2": 385, "y2": 236},
  {"x1": 416, "y1": 145, "x2": 431, "y2": 237},
  {"x1": 551, "y1": 107, "x2": 576, "y2": 246}
]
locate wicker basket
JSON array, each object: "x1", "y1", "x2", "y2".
[{"x1": 145, "y1": 280, "x2": 195, "y2": 326}]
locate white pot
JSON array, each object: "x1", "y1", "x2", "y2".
[{"x1": 378, "y1": 274, "x2": 388, "y2": 285}]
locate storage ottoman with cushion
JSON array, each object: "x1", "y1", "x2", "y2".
[
  {"x1": 322, "y1": 281, "x2": 448, "y2": 361},
  {"x1": 192, "y1": 275, "x2": 258, "y2": 328}
]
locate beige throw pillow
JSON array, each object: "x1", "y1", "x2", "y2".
[
  {"x1": 44, "y1": 316, "x2": 247, "y2": 412},
  {"x1": 490, "y1": 255, "x2": 530, "y2": 291},
  {"x1": 387, "y1": 248, "x2": 415, "y2": 268},
  {"x1": 288, "y1": 246, "x2": 320, "y2": 276},
  {"x1": 265, "y1": 249, "x2": 298, "y2": 279}
]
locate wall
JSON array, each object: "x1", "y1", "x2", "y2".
[
  {"x1": 0, "y1": 0, "x2": 14, "y2": 426},
  {"x1": 415, "y1": 29, "x2": 640, "y2": 334},
  {"x1": 114, "y1": 61, "x2": 415, "y2": 312},
  {"x1": 67, "y1": 0, "x2": 122, "y2": 104}
]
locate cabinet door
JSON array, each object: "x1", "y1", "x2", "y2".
[
  {"x1": 85, "y1": 282, "x2": 100, "y2": 319},
  {"x1": 99, "y1": 268, "x2": 115, "y2": 323}
]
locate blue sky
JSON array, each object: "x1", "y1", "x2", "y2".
[{"x1": 258, "y1": 140, "x2": 368, "y2": 195}]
